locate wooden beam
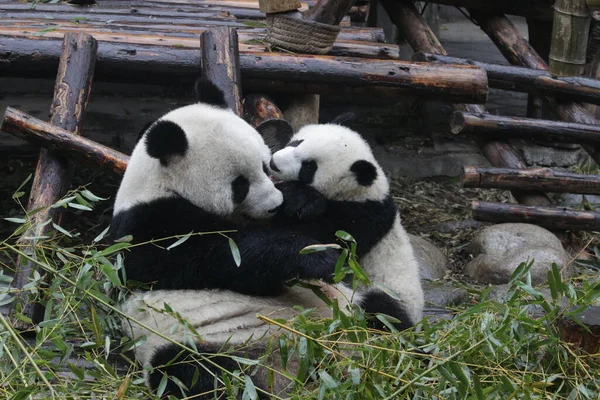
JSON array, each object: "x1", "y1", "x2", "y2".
[
  {"x1": 9, "y1": 33, "x2": 97, "y2": 328},
  {"x1": 0, "y1": 37, "x2": 487, "y2": 103},
  {"x1": 451, "y1": 111, "x2": 600, "y2": 145},
  {"x1": 463, "y1": 166, "x2": 600, "y2": 195},
  {"x1": 1, "y1": 108, "x2": 129, "y2": 175},
  {"x1": 413, "y1": 52, "x2": 600, "y2": 106},
  {"x1": 304, "y1": 0, "x2": 356, "y2": 25},
  {"x1": 412, "y1": 0, "x2": 554, "y2": 20},
  {"x1": 472, "y1": 201, "x2": 600, "y2": 231},
  {"x1": 200, "y1": 27, "x2": 243, "y2": 116},
  {"x1": 380, "y1": 0, "x2": 551, "y2": 207}
]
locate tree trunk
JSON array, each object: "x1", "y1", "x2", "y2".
[{"x1": 10, "y1": 33, "x2": 97, "y2": 328}]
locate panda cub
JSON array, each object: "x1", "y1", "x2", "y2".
[{"x1": 269, "y1": 122, "x2": 424, "y2": 328}]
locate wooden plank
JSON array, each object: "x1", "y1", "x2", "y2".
[
  {"x1": 9, "y1": 33, "x2": 97, "y2": 328},
  {"x1": 463, "y1": 166, "x2": 600, "y2": 195}
]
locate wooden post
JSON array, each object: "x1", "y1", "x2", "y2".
[
  {"x1": 412, "y1": 52, "x2": 600, "y2": 106},
  {"x1": 380, "y1": 0, "x2": 551, "y2": 207},
  {"x1": 549, "y1": 0, "x2": 591, "y2": 77},
  {"x1": 472, "y1": 201, "x2": 600, "y2": 231},
  {"x1": 200, "y1": 27, "x2": 243, "y2": 116},
  {"x1": 1, "y1": 108, "x2": 129, "y2": 175},
  {"x1": 462, "y1": 166, "x2": 600, "y2": 195},
  {"x1": 451, "y1": 111, "x2": 600, "y2": 145},
  {"x1": 469, "y1": 11, "x2": 600, "y2": 166},
  {"x1": 9, "y1": 32, "x2": 97, "y2": 328},
  {"x1": 526, "y1": 18, "x2": 553, "y2": 119},
  {"x1": 258, "y1": 0, "x2": 301, "y2": 14},
  {"x1": 304, "y1": 0, "x2": 357, "y2": 25}
]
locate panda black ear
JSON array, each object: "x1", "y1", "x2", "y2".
[
  {"x1": 194, "y1": 78, "x2": 228, "y2": 109},
  {"x1": 330, "y1": 112, "x2": 356, "y2": 127},
  {"x1": 145, "y1": 120, "x2": 188, "y2": 166},
  {"x1": 256, "y1": 119, "x2": 295, "y2": 153},
  {"x1": 351, "y1": 160, "x2": 377, "y2": 187}
]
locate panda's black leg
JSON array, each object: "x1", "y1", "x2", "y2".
[
  {"x1": 149, "y1": 342, "x2": 271, "y2": 399},
  {"x1": 358, "y1": 289, "x2": 414, "y2": 332}
]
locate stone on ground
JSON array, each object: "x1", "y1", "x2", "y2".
[
  {"x1": 464, "y1": 223, "x2": 572, "y2": 285},
  {"x1": 409, "y1": 234, "x2": 448, "y2": 281}
]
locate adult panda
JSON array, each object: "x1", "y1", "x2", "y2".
[
  {"x1": 269, "y1": 121, "x2": 424, "y2": 329},
  {"x1": 115, "y1": 80, "x2": 362, "y2": 398}
]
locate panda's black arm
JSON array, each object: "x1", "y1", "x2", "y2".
[{"x1": 275, "y1": 181, "x2": 328, "y2": 221}]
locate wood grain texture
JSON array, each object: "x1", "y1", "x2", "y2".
[
  {"x1": 472, "y1": 201, "x2": 600, "y2": 231},
  {"x1": 303, "y1": 0, "x2": 356, "y2": 25},
  {"x1": 463, "y1": 166, "x2": 600, "y2": 194},
  {"x1": 10, "y1": 32, "x2": 97, "y2": 327}
]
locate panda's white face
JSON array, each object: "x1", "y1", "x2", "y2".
[
  {"x1": 269, "y1": 124, "x2": 389, "y2": 202},
  {"x1": 114, "y1": 103, "x2": 283, "y2": 220}
]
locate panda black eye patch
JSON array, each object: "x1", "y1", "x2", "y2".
[
  {"x1": 232, "y1": 175, "x2": 250, "y2": 203},
  {"x1": 299, "y1": 160, "x2": 318, "y2": 184},
  {"x1": 287, "y1": 139, "x2": 304, "y2": 148}
]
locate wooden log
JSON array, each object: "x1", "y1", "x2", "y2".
[
  {"x1": 559, "y1": 306, "x2": 600, "y2": 355},
  {"x1": 472, "y1": 201, "x2": 600, "y2": 231},
  {"x1": 549, "y1": 0, "x2": 591, "y2": 77},
  {"x1": 243, "y1": 95, "x2": 294, "y2": 152},
  {"x1": 304, "y1": 0, "x2": 356, "y2": 25},
  {"x1": 409, "y1": 0, "x2": 554, "y2": 20},
  {"x1": 451, "y1": 111, "x2": 600, "y2": 145},
  {"x1": 1, "y1": 108, "x2": 129, "y2": 175},
  {"x1": 413, "y1": 52, "x2": 600, "y2": 106},
  {"x1": 381, "y1": 0, "x2": 551, "y2": 207},
  {"x1": 469, "y1": 11, "x2": 600, "y2": 165},
  {"x1": 462, "y1": 166, "x2": 600, "y2": 195},
  {"x1": 200, "y1": 27, "x2": 243, "y2": 116},
  {"x1": 259, "y1": 0, "x2": 301, "y2": 13},
  {"x1": 0, "y1": 37, "x2": 486, "y2": 103},
  {"x1": 526, "y1": 18, "x2": 553, "y2": 119},
  {"x1": 9, "y1": 33, "x2": 97, "y2": 327}
]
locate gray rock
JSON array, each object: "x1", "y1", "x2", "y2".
[
  {"x1": 486, "y1": 284, "x2": 570, "y2": 317},
  {"x1": 423, "y1": 282, "x2": 469, "y2": 307},
  {"x1": 511, "y1": 139, "x2": 587, "y2": 167},
  {"x1": 464, "y1": 223, "x2": 572, "y2": 285},
  {"x1": 409, "y1": 234, "x2": 448, "y2": 281}
]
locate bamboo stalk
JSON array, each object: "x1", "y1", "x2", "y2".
[
  {"x1": 472, "y1": 201, "x2": 600, "y2": 231},
  {"x1": 10, "y1": 33, "x2": 98, "y2": 328},
  {"x1": 413, "y1": 52, "x2": 600, "y2": 106},
  {"x1": 381, "y1": 0, "x2": 551, "y2": 207},
  {"x1": 1, "y1": 108, "x2": 129, "y2": 175},
  {"x1": 549, "y1": 0, "x2": 591, "y2": 76},
  {"x1": 463, "y1": 166, "x2": 600, "y2": 194},
  {"x1": 451, "y1": 111, "x2": 600, "y2": 145},
  {"x1": 0, "y1": 36, "x2": 488, "y2": 103}
]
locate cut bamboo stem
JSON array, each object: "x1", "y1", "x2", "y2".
[
  {"x1": 243, "y1": 94, "x2": 294, "y2": 152},
  {"x1": 10, "y1": 33, "x2": 97, "y2": 327},
  {"x1": 549, "y1": 0, "x2": 591, "y2": 77},
  {"x1": 0, "y1": 37, "x2": 487, "y2": 103},
  {"x1": 451, "y1": 111, "x2": 600, "y2": 145},
  {"x1": 463, "y1": 166, "x2": 600, "y2": 195},
  {"x1": 413, "y1": 52, "x2": 600, "y2": 106},
  {"x1": 1, "y1": 108, "x2": 129, "y2": 175},
  {"x1": 201, "y1": 27, "x2": 243, "y2": 116},
  {"x1": 472, "y1": 201, "x2": 600, "y2": 231},
  {"x1": 381, "y1": 0, "x2": 551, "y2": 207}
]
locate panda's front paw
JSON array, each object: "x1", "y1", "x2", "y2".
[
  {"x1": 276, "y1": 181, "x2": 327, "y2": 220},
  {"x1": 295, "y1": 249, "x2": 339, "y2": 283}
]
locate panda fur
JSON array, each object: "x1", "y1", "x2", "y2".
[
  {"x1": 115, "y1": 80, "x2": 362, "y2": 398},
  {"x1": 269, "y1": 123, "x2": 424, "y2": 328}
]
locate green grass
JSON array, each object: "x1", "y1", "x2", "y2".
[{"x1": 1, "y1": 185, "x2": 600, "y2": 399}]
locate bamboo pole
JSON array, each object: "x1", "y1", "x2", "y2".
[
  {"x1": 413, "y1": 52, "x2": 600, "y2": 106},
  {"x1": 549, "y1": 0, "x2": 591, "y2": 77},
  {"x1": 463, "y1": 166, "x2": 600, "y2": 194},
  {"x1": 472, "y1": 201, "x2": 600, "y2": 231},
  {"x1": 9, "y1": 33, "x2": 97, "y2": 328},
  {"x1": 0, "y1": 36, "x2": 487, "y2": 103},
  {"x1": 380, "y1": 0, "x2": 551, "y2": 207},
  {"x1": 451, "y1": 111, "x2": 600, "y2": 145},
  {"x1": 1, "y1": 108, "x2": 129, "y2": 175},
  {"x1": 469, "y1": 11, "x2": 600, "y2": 165}
]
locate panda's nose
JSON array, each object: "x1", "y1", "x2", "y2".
[{"x1": 269, "y1": 158, "x2": 280, "y2": 173}]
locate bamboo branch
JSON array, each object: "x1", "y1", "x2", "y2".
[
  {"x1": 463, "y1": 166, "x2": 600, "y2": 195},
  {"x1": 451, "y1": 111, "x2": 600, "y2": 145},
  {"x1": 472, "y1": 201, "x2": 600, "y2": 231},
  {"x1": 1, "y1": 108, "x2": 129, "y2": 175}
]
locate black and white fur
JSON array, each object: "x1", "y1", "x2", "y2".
[
  {"x1": 116, "y1": 81, "x2": 359, "y2": 398},
  {"x1": 269, "y1": 122, "x2": 424, "y2": 328}
]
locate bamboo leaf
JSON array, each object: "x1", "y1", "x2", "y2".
[
  {"x1": 300, "y1": 243, "x2": 342, "y2": 254},
  {"x1": 242, "y1": 376, "x2": 258, "y2": 400},
  {"x1": 229, "y1": 238, "x2": 241, "y2": 267},
  {"x1": 167, "y1": 232, "x2": 192, "y2": 250}
]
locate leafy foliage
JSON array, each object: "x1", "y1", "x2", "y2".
[{"x1": 1, "y1": 184, "x2": 599, "y2": 399}]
